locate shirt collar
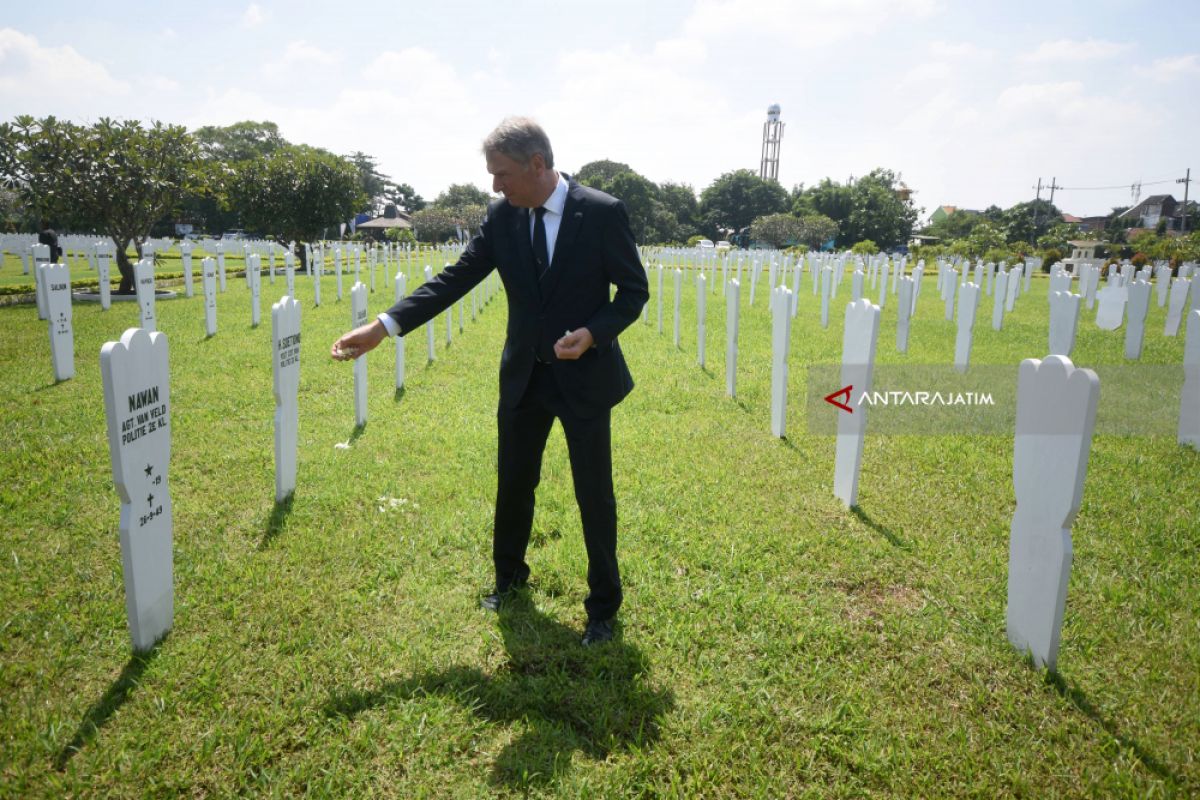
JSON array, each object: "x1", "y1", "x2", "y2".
[{"x1": 541, "y1": 173, "x2": 568, "y2": 216}]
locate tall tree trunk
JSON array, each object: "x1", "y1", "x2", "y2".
[
  {"x1": 292, "y1": 240, "x2": 307, "y2": 273},
  {"x1": 114, "y1": 236, "x2": 134, "y2": 294}
]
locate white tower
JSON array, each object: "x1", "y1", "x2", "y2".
[{"x1": 760, "y1": 104, "x2": 783, "y2": 182}]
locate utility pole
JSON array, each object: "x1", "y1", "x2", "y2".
[
  {"x1": 1047, "y1": 177, "x2": 1063, "y2": 206},
  {"x1": 1178, "y1": 168, "x2": 1192, "y2": 233},
  {"x1": 1032, "y1": 178, "x2": 1044, "y2": 242}
]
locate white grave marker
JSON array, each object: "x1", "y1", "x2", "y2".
[
  {"x1": 1124, "y1": 279, "x2": 1151, "y2": 360},
  {"x1": 1155, "y1": 265, "x2": 1171, "y2": 308},
  {"x1": 1007, "y1": 355, "x2": 1099, "y2": 671},
  {"x1": 272, "y1": 296, "x2": 301, "y2": 501},
  {"x1": 351, "y1": 282, "x2": 368, "y2": 426},
  {"x1": 673, "y1": 268, "x2": 683, "y2": 348},
  {"x1": 134, "y1": 258, "x2": 157, "y2": 332},
  {"x1": 1094, "y1": 285, "x2": 1127, "y2": 331},
  {"x1": 216, "y1": 243, "x2": 227, "y2": 292},
  {"x1": 770, "y1": 286, "x2": 794, "y2": 438},
  {"x1": 657, "y1": 264, "x2": 664, "y2": 334},
  {"x1": 43, "y1": 262, "x2": 74, "y2": 381},
  {"x1": 955, "y1": 282, "x2": 980, "y2": 373},
  {"x1": 1181, "y1": 310, "x2": 1200, "y2": 448},
  {"x1": 1165, "y1": 278, "x2": 1191, "y2": 337},
  {"x1": 944, "y1": 268, "x2": 957, "y2": 322},
  {"x1": 1049, "y1": 291, "x2": 1081, "y2": 357},
  {"x1": 896, "y1": 276, "x2": 913, "y2": 353},
  {"x1": 820, "y1": 266, "x2": 832, "y2": 329},
  {"x1": 100, "y1": 328, "x2": 173, "y2": 652},
  {"x1": 394, "y1": 272, "x2": 406, "y2": 390},
  {"x1": 726, "y1": 279, "x2": 740, "y2": 397},
  {"x1": 834, "y1": 299, "x2": 881, "y2": 507},
  {"x1": 851, "y1": 270, "x2": 864, "y2": 301},
  {"x1": 696, "y1": 273, "x2": 707, "y2": 367},
  {"x1": 424, "y1": 266, "x2": 436, "y2": 362},
  {"x1": 181, "y1": 242, "x2": 194, "y2": 298},
  {"x1": 202, "y1": 257, "x2": 217, "y2": 337},
  {"x1": 248, "y1": 254, "x2": 262, "y2": 327},
  {"x1": 284, "y1": 252, "x2": 296, "y2": 298},
  {"x1": 97, "y1": 241, "x2": 113, "y2": 311},
  {"x1": 992, "y1": 270, "x2": 1008, "y2": 331}
]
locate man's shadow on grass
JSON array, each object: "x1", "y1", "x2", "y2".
[{"x1": 323, "y1": 592, "x2": 675, "y2": 790}]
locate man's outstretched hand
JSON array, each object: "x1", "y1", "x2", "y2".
[
  {"x1": 331, "y1": 320, "x2": 387, "y2": 361},
  {"x1": 554, "y1": 327, "x2": 594, "y2": 360}
]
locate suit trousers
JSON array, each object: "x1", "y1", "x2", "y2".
[{"x1": 493, "y1": 361, "x2": 622, "y2": 621}]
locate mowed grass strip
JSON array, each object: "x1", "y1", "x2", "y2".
[{"x1": 0, "y1": 256, "x2": 1196, "y2": 798}]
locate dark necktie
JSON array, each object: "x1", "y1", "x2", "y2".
[{"x1": 533, "y1": 206, "x2": 549, "y2": 279}]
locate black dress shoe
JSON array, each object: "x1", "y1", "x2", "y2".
[
  {"x1": 581, "y1": 617, "x2": 615, "y2": 646},
  {"x1": 480, "y1": 584, "x2": 524, "y2": 612}
]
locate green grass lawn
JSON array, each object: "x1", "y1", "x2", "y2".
[{"x1": 1, "y1": 257, "x2": 1196, "y2": 797}]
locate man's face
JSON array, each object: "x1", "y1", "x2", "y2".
[{"x1": 486, "y1": 151, "x2": 543, "y2": 208}]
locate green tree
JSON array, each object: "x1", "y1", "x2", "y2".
[
  {"x1": 433, "y1": 183, "x2": 492, "y2": 209},
  {"x1": 749, "y1": 213, "x2": 804, "y2": 248},
  {"x1": 699, "y1": 169, "x2": 789, "y2": 240},
  {"x1": 999, "y1": 199, "x2": 1061, "y2": 244},
  {"x1": 796, "y1": 213, "x2": 839, "y2": 250},
  {"x1": 841, "y1": 169, "x2": 918, "y2": 249},
  {"x1": 575, "y1": 159, "x2": 634, "y2": 185},
  {"x1": 411, "y1": 204, "x2": 486, "y2": 243},
  {"x1": 658, "y1": 182, "x2": 699, "y2": 238},
  {"x1": 228, "y1": 144, "x2": 364, "y2": 269},
  {"x1": 386, "y1": 182, "x2": 426, "y2": 213},
  {"x1": 192, "y1": 120, "x2": 285, "y2": 163},
  {"x1": 0, "y1": 115, "x2": 205, "y2": 292},
  {"x1": 576, "y1": 160, "x2": 676, "y2": 244},
  {"x1": 925, "y1": 209, "x2": 984, "y2": 241}
]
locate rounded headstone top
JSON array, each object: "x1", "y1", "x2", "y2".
[{"x1": 767, "y1": 103, "x2": 781, "y2": 121}]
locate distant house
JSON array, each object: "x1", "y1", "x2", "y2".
[
  {"x1": 1077, "y1": 216, "x2": 1109, "y2": 234},
  {"x1": 1118, "y1": 195, "x2": 1177, "y2": 229},
  {"x1": 1061, "y1": 213, "x2": 1082, "y2": 225},
  {"x1": 928, "y1": 205, "x2": 982, "y2": 226},
  {"x1": 355, "y1": 204, "x2": 413, "y2": 240},
  {"x1": 929, "y1": 205, "x2": 957, "y2": 225}
]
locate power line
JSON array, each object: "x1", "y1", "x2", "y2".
[{"x1": 1057, "y1": 178, "x2": 1174, "y2": 192}]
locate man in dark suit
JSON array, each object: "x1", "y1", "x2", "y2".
[{"x1": 330, "y1": 117, "x2": 648, "y2": 645}]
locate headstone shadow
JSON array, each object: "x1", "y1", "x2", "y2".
[
  {"x1": 850, "y1": 505, "x2": 911, "y2": 550},
  {"x1": 260, "y1": 493, "x2": 295, "y2": 549},
  {"x1": 1043, "y1": 670, "x2": 1186, "y2": 789},
  {"x1": 54, "y1": 637, "x2": 166, "y2": 770},
  {"x1": 323, "y1": 593, "x2": 675, "y2": 790}
]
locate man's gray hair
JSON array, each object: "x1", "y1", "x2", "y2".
[{"x1": 482, "y1": 117, "x2": 554, "y2": 169}]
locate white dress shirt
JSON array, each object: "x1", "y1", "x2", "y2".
[{"x1": 377, "y1": 173, "x2": 569, "y2": 337}]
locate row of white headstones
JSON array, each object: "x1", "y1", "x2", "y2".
[
  {"x1": 642, "y1": 248, "x2": 1199, "y2": 671},
  {"x1": 36, "y1": 239, "x2": 497, "y2": 653}
]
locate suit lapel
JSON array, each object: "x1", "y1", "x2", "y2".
[{"x1": 539, "y1": 182, "x2": 585, "y2": 304}]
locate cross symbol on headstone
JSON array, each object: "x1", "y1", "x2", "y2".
[
  {"x1": 144, "y1": 464, "x2": 153, "y2": 476},
  {"x1": 147, "y1": 493, "x2": 154, "y2": 506}
]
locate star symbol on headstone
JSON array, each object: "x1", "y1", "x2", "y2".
[
  {"x1": 147, "y1": 493, "x2": 154, "y2": 506},
  {"x1": 145, "y1": 463, "x2": 153, "y2": 476}
]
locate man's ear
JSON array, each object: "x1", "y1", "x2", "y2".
[{"x1": 530, "y1": 153, "x2": 546, "y2": 174}]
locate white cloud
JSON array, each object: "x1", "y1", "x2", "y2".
[
  {"x1": 141, "y1": 75, "x2": 180, "y2": 92},
  {"x1": 1018, "y1": 38, "x2": 1131, "y2": 64},
  {"x1": 0, "y1": 28, "x2": 130, "y2": 112},
  {"x1": 262, "y1": 40, "x2": 338, "y2": 77},
  {"x1": 1135, "y1": 53, "x2": 1200, "y2": 82},
  {"x1": 682, "y1": 0, "x2": 936, "y2": 46},
  {"x1": 241, "y1": 3, "x2": 267, "y2": 28}
]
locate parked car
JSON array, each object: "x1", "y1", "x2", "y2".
[
  {"x1": 221, "y1": 230, "x2": 246, "y2": 241},
  {"x1": 698, "y1": 239, "x2": 715, "y2": 250},
  {"x1": 716, "y1": 240, "x2": 732, "y2": 252}
]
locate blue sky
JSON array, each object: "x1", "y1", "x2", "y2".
[{"x1": 2, "y1": 0, "x2": 1197, "y2": 218}]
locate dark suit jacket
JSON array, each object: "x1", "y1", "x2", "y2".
[{"x1": 383, "y1": 177, "x2": 649, "y2": 419}]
